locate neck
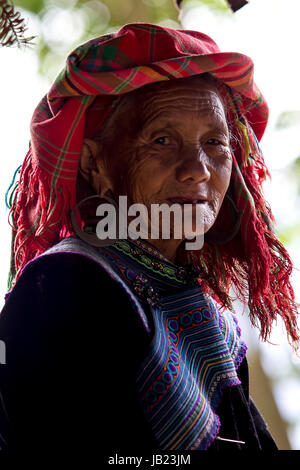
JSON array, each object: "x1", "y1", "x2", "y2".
[{"x1": 143, "y1": 237, "x2": 183, "y2": 263}]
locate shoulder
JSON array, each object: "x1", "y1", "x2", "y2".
[
  {"x1": 2, "y1": 242, "x2": 148, "y2": 340},
  {"x1": 1, "y1": 241, "x2": 151, "y2": 371},
  {"x1": 6, "y1": 249, "x2": 115, "y2": 309},
  {"x1": 7, "y1": 234, "x2": 139, "y2": 305}
]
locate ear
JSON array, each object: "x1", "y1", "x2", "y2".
[{"x1": 79, "y1": 138, "x2": 113, "y2": 197}]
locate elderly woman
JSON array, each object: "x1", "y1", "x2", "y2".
[{"x1": 0, "y1": 23, "x2": 298, "y2": 455}]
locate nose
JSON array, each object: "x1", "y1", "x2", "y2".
[{"x1": 175, "y1": 147, "x2": 211, "y2": 184}]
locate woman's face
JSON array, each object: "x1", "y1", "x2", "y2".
[{"x1": 93, "y1": 76, "x2": 232, "y2": 254}]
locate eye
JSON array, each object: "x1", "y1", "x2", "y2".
[
  {"x1": 154, "y1": 136, "x2": 171, "y2": 146},
  {"x1": 206, "y1": 138, "x2": 223, "y2": 145}
]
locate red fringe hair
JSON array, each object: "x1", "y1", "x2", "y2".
[
  {"x1": 178, "y1": 81, "x2": 300, "y2": 350},
  {"x1": 8, "y1": 78, "x2": 300, "y2": 351}
]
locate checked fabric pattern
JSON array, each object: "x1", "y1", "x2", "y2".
[{"x1": 10, "y1": 22, "x2": 268, "y2": 286}]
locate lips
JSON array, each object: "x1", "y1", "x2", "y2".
[{"x1": 167, "y1": 196, "x2": 208, "y2": 204}]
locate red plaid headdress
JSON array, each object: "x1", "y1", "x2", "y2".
[{"x1": 8, "y1": 23, "x2": 299, "y2": 347}]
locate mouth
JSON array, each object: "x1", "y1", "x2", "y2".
[{"x1": 167, "y1": 196, "x2": 208, "y2": 205}]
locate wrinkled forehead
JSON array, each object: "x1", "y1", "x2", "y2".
[
  {"x1": 130, "y1": 75, "x2": 225, "y2": 116},
  {"x1": 140, "y1": 78, "x2": 226, "y2": 127},
  {"x1": 139, "y1": 74, "x2": 221, "y2": 99},
  {"x1": 101, "y1": 75, "x2": 226, "y2": 134}
]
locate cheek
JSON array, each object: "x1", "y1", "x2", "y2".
[
  {"x1": 130, "y1": 149, "x2": 176, "y2": 202},
  {"x1": 206, "y1": 157, "x2": 232, "y2": 220},
  {"x1": 212, "y1": 155, "x2": 232, "y2": 198}
]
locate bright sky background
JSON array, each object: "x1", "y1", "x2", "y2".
[{"x1": 1, "y1": 0, "x2": 300, "y2": 449}]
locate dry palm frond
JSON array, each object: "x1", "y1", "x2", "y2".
[{"x1": 0, "y1": 0, "x2": 35, "y2": 48}]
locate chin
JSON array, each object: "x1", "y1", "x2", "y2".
[{"x1": 182, "y1": 208, "x2": 216, "y2": 235}]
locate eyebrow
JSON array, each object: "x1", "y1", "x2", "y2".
[{"x1": 150, "y1": 118, "x2": 230, "y2": 135}]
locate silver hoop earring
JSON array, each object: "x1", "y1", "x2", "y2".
[
  {"x1": 70, "y1": 194, "x2": 119, "y2": 247},
  {"x1": 205, "y1": 192, "x2": 243, "y2": 245}
]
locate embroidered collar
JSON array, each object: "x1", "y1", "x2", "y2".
[{"x1": 98, "y1": 238, "x2": 209, "y2": 307}]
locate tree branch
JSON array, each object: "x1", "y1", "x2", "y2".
[
  {"x1": 0, "y1": 0, "x2": 35, "y2": 48},
  {"x1": 174, "y1": 0, "x2": 249, "y2": 13}
]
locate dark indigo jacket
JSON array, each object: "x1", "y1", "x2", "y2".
[{"x1": 0, "y1": 252, "x2": 278, "y2": 455}]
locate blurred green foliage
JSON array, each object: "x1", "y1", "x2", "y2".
[
  {"x1": 12, "y1": 0, "x2": 179, "y2": 79},
  {"x1": 275, "y1": 110, "x2": 300, "y2": 130},
  {"x1": 274, "y1": 111, "x2": 300, "y2": 244},
  {"x1": 12, "y1": 0, "x2": 230, "y2": 81}
]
